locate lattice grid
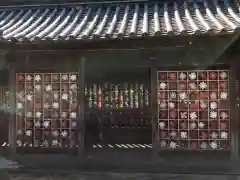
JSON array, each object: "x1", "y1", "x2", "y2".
[
  {"x1": 157, "y1": 70, "x2": 229, "y2": 150},
  {"x1": 16, "y1": 73, "x2": 79, "y2": 148}
]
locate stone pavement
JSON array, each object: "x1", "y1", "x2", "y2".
[{"x1": 3, "y1": 172, "x2": 240, "y2": 180}]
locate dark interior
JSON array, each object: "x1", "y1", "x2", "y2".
[{"x1": 84, "y1": 67, "x2": 152, "y2": 150}]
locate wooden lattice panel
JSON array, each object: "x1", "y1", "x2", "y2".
[
  {"x1": 16, "y1": 73, "x2": 79, "y2": 148},
  {"x1": 157, "y1": 70, "x2": 229, "y2": 150}
]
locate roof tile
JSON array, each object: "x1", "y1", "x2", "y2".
[{"x1": 0, "y1": 0, "x2": 239, "y2": 42}]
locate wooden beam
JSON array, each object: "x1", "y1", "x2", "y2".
[
  {"x1": 78, "y1": 56, "x2": 85, "y2": 156},
  {"x1": 230, "y1": 60, "x2": 239, "y2": 160},
  {"x1": 0, "y1": 36, "x2": 197, "y2": 52},
  {"x1": 150, "y1": 59, "x2": 158, "y2": 161},
  {"x1": 7, "y1": 52, "x2": 16, "y2": 155}
]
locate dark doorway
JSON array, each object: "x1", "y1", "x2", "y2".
[{"x1": 84, "y1": 64, "x2": 152, "y2": 161}]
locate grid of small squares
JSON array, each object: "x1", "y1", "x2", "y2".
[
  {"x1": 157, "y1": 70, "x2": 229, "y2": 150},
  {"x1": 16, "y1": 73, "x2": 79, "y2": 148}
]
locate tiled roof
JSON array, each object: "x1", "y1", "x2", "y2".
[{"x1": 0, "y1": 0, "x2": 240, "y2": 42}]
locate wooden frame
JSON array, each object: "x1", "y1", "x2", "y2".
[{"x1": 1, "y1": 33, "x2": 240, "y2": 171}]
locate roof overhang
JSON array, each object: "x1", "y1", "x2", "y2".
[{"x1": 0, "y1": 0, "x2": 238, "y2": 44}]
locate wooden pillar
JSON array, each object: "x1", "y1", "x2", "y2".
[
  {"x1": 78, "y1": 56, "x2": 85, "y2": 156},
  {"x1": 230, "y1": 60, "x2": 239, "y2": 160},
  {"x1": 7, "y1": 53, "x2": 16, "y2": 155},
  {"x1": 150, "y1": 61, "x2": 158, "y2": 161}
]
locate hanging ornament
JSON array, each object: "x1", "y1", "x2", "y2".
[
  {"x1": 210, "y1": 132, "x2": 218, "y2": 139},
  {"x1": 179, "y1": 92, "x2": 187, "y2": 100},
  {"x1": 200, "y1": 142, "x2": 208, "y2": 149},
  {"x1": 169, "y1": 73, "x2": 176, "y2": 80},
  {"x1": 35, "y1": 85, "x2": 41, "y2": 92},
  {"x1": 52, "y1": 140, "x2": 58, "y2": 146},
  {"x1": 159, "y1": 102, "x2": 167, "y2": 109},
  {"x1": 210, "y1": 102, "x2": 217, "y2": 109},
  {"x1": 52, "y1": 74, "x2": 59, "y2": 81},
  {"x1": 199, "y1": 122, "x2": 205, "y2": 129},
  {"x1": 209, "y1": 72, "x2": 217, "y2": 79},
  {"x1": 210, "y1": 141, "x2": 218, "y2": 149},
  {"x1": 43, "y1": 121, "x2": 50, "y2": 128},
  {"x1": 199, "y1": 82, "x2": 207, "y2": 90},
  {"x1": 169, "y1": 131, "x2": 177, "y2": 138},
  {"x1": 169, "y1": 141, "x2": 177, "y2": 148},
  {"x1": 17, "y1": 92, "x2": 24, "y2": 101},
  {"x1": 18, "y1": 74, "x2": 24, "y2": 81},
  {"x1": 189, "y1": 82, "x2": 197, "y2": 90},
  {"x1": 70, "y1": 74, "x2": 77, "y2": 81},
  {"x1": 210, "y1": 92, "x2": 217, "y2": 100},
  {"x1": 44, "y1": 102, "x2": 50, "y2": 109},
  {"x1": 190, "y1": 112, "x2": 197, "y2": 120},
  {"x1": 62, "y1": 93, "x2": 68, "y2": 100},
  {"x1": 159, "y1": 122, "x2": 165, "y2": 129},
  {"x1": 52, "y1": 102, "x2": 59, "y2": 109},
  {"x1": 53, "y1": 92, "x2": 59, "y2": 100},
  {"x1": 220, "y1": 92, "x2": 228, "y2": 99},
  {"x1": 61, "y1": 112, "x2": 68, "y2": 118},
  {"x1": 26, "y1": 112, "x2": 32, "y2": 118},
  {"x1": 159, "y1": 82, "x2": 167, "y2": 90},
  {"x1": 61, "y1": 130, "x2": 68, "y2": 137},
  {"x1": 168, "y1": 102, "x2": 175, "y2": 109},
  {"x1": 61, "y1": 74, "x2": 68, "y2": 81},
  {"x1": 35, "y1": 121, "x2": 41, "y2": 128},
  {"x1": 220, "y1": 82, "x2": 227, "y2": 89},
  {"x1": 45, "y1": 84, "x2": 52, "y2": 92},
  {"x1": 180, "y1": 131, "x2": 187, "y2": 139},
  {"x1": 200, "y1": 100, "x2": 207, "y2": 109},
  {"x1": 220, "y1": 71, "x2": 227, "y2": 80},
  {"x1": 70, "y1": 84, "x2": 77, "y2": 91},
  {"x1": 17, "y1": 102, "x2": 23, "y2": 109},
  {"x1": 159, "y1": 73, "x2": 167, "y2": 79},
  {"x1": 221, "y1": 132, "x2": 228, "y2": 139},
  {"x1": 34, "y1": 75, "x2": 41, "y2": 82},
  {"x1": 179, "y1": 72, "x2": 186, "y2": 80},
  {"x1": 170, "y1": 92, "x2": 177, "y2": 99},
  {"x1": 190, "y1": 122, "x2": 197, "y2": 129},
  {"x1": 25, "y1": 130, "x2": 32, "y2": 136},
  {"x1": 180, "y1": 112, "x2": 187, "y2": 119},
  {"x1": 179, "y1": 83, "x2": 186, "y2": 89},
  {"x1": 26, "y1": 94, "x2": 32, "y2": 101},
  {"x1": 210, "y1": 111, "x2": 217, "y2": 119},
  {"x1": 16, "y1": 140, "x2": 22, "y2": 146},
  {"x1": 189, "y1": 72, "x2": 196, "y2": 80},
  {"x1": 160, "y1": 140, "x2": 167, "y2": 147},
  {"x1": 35, "y1": 111, "x2": 42, "y2": 118},
  {"x1": 26, "y1": 75, "x2": 32, "y2": 81},
  {"x1": 70, "y1": 112, "x2": 77, "y2": 118},
  {"x1": 220, "y1": 111, "x2": 228, "y2": 120}
]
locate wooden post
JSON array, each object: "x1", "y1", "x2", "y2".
[
  {"x1": 230, "y1": 60, "x2": 239, "y2": 160},
  {"x1": 78, "y1": 56, "x2": 85, "y2": 156},
  {"x1": 7, "y1": 53, "x2": 16, "y2": 155},
  {"x1": 150, "y1": 61, "x2": 158, "y2": 161}
]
